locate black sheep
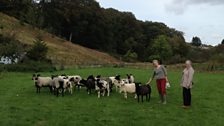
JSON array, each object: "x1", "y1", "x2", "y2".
[
  {"x1": 81, "y1": 75, "x2": 96, "y2": 95},
  {"x1": 135, "y1": 83, "x2": 151, "y2": 103}
]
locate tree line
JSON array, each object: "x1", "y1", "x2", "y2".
[{"x1": 0, "y1": 0, "x2": 223, "y2": 64}]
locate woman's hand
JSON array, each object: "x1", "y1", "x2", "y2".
[{"x1": 146, "y1": 78, "x2": 152, "y2": 85}]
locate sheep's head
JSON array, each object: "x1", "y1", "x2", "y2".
[
  {"x1": 87, "y1": 75, "x2": 95, "y2": 80},
  {"x1": 115, "y1": 75, "x2": 121, "y2": 81},
  {"x1": 66, "y1": 81, "x2": 73, "y2": 88},
  {"x1": 32, "y1": 74, "x2": 36, "y2": 80},
  {"x1": 32, "y1": 74, "x2": 39, "y2": 81},
  {"x1": 122, "y1": 79, "x2": 129, "y2": 84}
]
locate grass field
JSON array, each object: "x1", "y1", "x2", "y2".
[{"x1": 0, "y1": 67, "x2": 223, "y2": 126}]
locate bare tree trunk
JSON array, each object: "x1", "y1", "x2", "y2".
[{"x1": 69, "y1": 32, "x2": 73, "y2": 42}]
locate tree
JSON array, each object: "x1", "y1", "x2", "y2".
[
  {"x1": 221, "y1": 39, "x2": 224, "y2": 45},
  {"x1": 27, "y1": 40, "x2": 48, "y2": 61},
  {"x1": 0, "y1": 34, "x2": 24, "y2": 63},
  {"x1": 149, "y1": 35, "x2": 173, "y2": 62},
  {"x1": 123, "y1": 50, "x2": 138, "y2": 62},
  {"x1": 191, "y1": 36, "x2": 202, "y2": 47}
]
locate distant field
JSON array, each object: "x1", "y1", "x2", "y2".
[{"x1": 0, "y1": 67, "x2": 223, "y2": 126}]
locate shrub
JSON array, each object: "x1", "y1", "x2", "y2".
[
  {"x1": 0, "y1": 61, "x2": 56, "y2": 72},
  {"x1": 27, "y1": 40, "x2": 48, "y2": 61}
]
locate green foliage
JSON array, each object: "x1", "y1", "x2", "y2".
[
  {"x1": 0, "y1": 34, "x2": 24, "y2": 63},
  {"x1": 191, "y1": 36, "x2": 202, "y2": 47},
  {"x1": 27, "y1": 40, "x2": 48, "y2": 61},
  {"x1": 0, "y1": 61, "x2": 56, "y2": 72},
  {"x1": 123, "y1": 50, "x2": 138, "y2": 62},
  {"x1": 0, "y1": 0, "x2": 186, "y2": 62},
  {"x1": 221, "y1": 39, "x2": 224, "y2": 45},
  {"x1": 149, "y1": 35, "x2": 173, "y2": 62}
]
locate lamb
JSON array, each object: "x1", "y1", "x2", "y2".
[
  {"x1": 109, "y1": 75, "x2": 121, "y2": 92},
  {"x1": 127, "y1": 74, "x2": 135, "y2": 83},
  {"x1": 95, "y1": 76, "x2": 110, "y2": 98},
  {"x1": 67, "y1": 75, "x2": 82, "y2": 90},
  {"x1": 119, "y1": 81, "x2": 137, "y2": 99},
  {"x1": 32, "y1": 74, "x2": 52, "y2": 94},
  {"x1": 135, "y1": 83, "x2": 151, "y2": 102},
  {"x1": 96, "y1": 75, "x2": 113, "y2": 93},
  {"x1": 63, "y1": 78, "x2": 73, "y2": 95},
  {"x1": 51, "y1": 76, "x2": 65, "y2": 97}
]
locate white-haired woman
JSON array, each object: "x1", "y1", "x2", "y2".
[
  {"x1": 147, "y1": 60, "x2": 169, "y2": 104},
  {"x1": 181, "y1": 60, "x2": 194, "y2": 108}
]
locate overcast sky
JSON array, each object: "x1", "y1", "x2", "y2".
[{"x1": 97, "y1": 0, "x2": 224, "y2": 45}]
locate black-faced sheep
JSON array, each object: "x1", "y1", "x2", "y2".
[
  {"x1": 127, "y1": 74, "x2": 135, "y2": 83},
  {"x1": 109, "y1": 75, "x2": 121, "y2": 92},
  {"x1": 32, "y1": 74, "x2": 52, "y2": 94},
  {"x1": 135, "y1": 83, "x2": 151, "y2": 103}
]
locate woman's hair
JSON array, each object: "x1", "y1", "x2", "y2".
[
  {"x1": 153, "y1": 59, "x2": 162, "y2": 65},
  {"x1": 185, "y1": 60, "x2": 192, "y2": 65},
  {"x1": 153, "y1": 60, "x2": 159, "y2": 65}
]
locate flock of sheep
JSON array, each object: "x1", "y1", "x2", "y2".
[{"x1": 32, "y1": 74, "x2": 151, "y2": 102}]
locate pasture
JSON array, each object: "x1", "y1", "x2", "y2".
[{"x1": 0, "y1": 67, "x2": 223, "y2": 126}]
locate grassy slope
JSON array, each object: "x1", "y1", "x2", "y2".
[
  {"x1": 0, "y1": 12, "x2": 121, "y2": 65},
  {"x1": 0, "y1": 68, "x2": 223, "y2": 126}
]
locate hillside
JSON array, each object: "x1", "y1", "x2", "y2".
[{"x1": 0, "y1": 12, "x2": 121, "y2": 66}]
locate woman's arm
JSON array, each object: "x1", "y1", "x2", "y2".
[
  {"x1": 187, "y1": 68, "x2": 194, "y2": 88},
  {"x1": 162, "y1": 65, "x2": 169, "y2": 82},
  {"x1": 147, "y1": 71, "x2": 155, "y2": 84}
]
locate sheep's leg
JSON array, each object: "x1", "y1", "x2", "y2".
[
  {"x1": 124, "y1": 92, "x2": 127, "y2": 99},
  {"x1": 57, "y1": 89, "x2": 59, "y2": 97},
  {"x1": 49, "y1": 86, "x2": 52, "y2": 93},
  {"x1": 102, "y1": 89, "x2": 106, "y2": 96},
  {"x1": 70, "y1": 88, "x2": 73, "y2": 95},
  {"x1": 107, "y1": 88, "x2": 110, "y2": 97},
  {"x1": 138, "y1": 95, "x2": 140, "y2": 102},
  {"x1": 62, "y1": 88, "x2": 64, "y2": 97},
  {"x1": 134, "y1": 94, "x2": 137, "y2": 99},
  {"x1": 142, "y1": 95, "x2": 143, "y2": 102},
  {"x1": 38, "y1": 87, "x2": 40, "y2": 94},
  {"x1": 98, "y1": 91, "x2": 100, "y2": 98},
  {"x1": 88, "y1": 89, "x2": 91, "y2": 95}
]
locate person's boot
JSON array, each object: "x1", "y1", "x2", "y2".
[
  {"x1": 162, "y1": 95, "x2": 167, "y2": 105},
  {"x1": 158, "y1": 94, "x2": 163, "y2": 103}
]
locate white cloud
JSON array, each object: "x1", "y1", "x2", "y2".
[{"x1": 166, "y1": 0, "x2": 224, "y2": 14}]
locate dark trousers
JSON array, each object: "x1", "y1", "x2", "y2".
[{"x1": 183, "y1": 87, "x2": 191, "y2": 106}]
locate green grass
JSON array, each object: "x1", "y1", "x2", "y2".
[{"x1": 0, "y1": 67, "x2": 223, "y2": 126}]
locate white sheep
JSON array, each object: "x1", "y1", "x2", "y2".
[
  {"x1": 51, "y1": 77, "x2": 65, "y2": 97},
  {"x1": 63, "y1": 78, "x2": 73, "y2": 95},
  {"x1": 32, "y1": 74, "x2": 52, "y2": 93},
  {"x1": 119, "y1": 81, "x2": 137, "y2": 99}
]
